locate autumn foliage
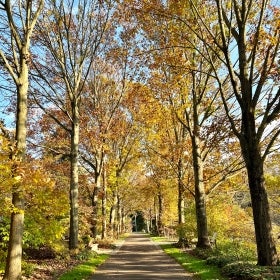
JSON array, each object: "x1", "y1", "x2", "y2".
[{"x1": 0, "y1": 0, "x2": 280, "y2": 278}]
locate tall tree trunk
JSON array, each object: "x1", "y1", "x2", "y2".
[
  {"x1": 109, "y1": 190, "x2": 118, "y2": 237},
  {"x1": 121, "y1": 210, "x2": 126, "y2": 233},
  {"x1": 69, "y1": 106, "x2": 79, "y2": 249},
  {"x1": 111, "y1": 170, "x2": 121, "y2": 237},
  {"x1": 117, "y1": 194, "x2": 122, "y2": 236},
  {"x1": 154, "y1": 197, "x2": 158, "y2": 234},
  {"x1": 192, "y1": 135, "x2": 210, "y2": 249},
  {"x1": 101, "y1": 167, "x2": 107, "y2": 239},
  {"x1": 241, "y1": 113, "x2": 278, "y2": 265},
  {"x1": 91, "y1": 172, "x2": 102, "y2": 238},
  {"x1": 110, "y1": 169, "x2": 120, "y2": 237},
  {"x1": 4, "y1": 194, "x2": 24, "y2": 280},
  {"x1": 4, "y1": 72, "x2": 28, "y2": 280},
  {"x1": 101, "y1": 195, "x2": 107, "y2": 239},
  {"x1": 158, "y1": 191, "x2": 164, "y2": 235},
  {"x1": 178, "y1": 159, "x2": 185, "y2": 225}
]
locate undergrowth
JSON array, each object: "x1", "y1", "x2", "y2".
[
  {"x1": 58, "y1": 252, "x2": 109, "y2": 280},
  {"x1": 152, "y1": 236, "x2": 280, "y2": 280}
]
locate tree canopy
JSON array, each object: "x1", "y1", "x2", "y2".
[{"x1": 0, "y1": 0, "x2": 279, "y2": 277}]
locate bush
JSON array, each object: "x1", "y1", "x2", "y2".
[
  {"x1": 192, "y1": 248, "x2": 214, "y2": 260},
  {"x1": 24, "y1": 246, "x2": 56, "y2": 259},
  {"x1": 218, "y1": 239, "x2": 256, "y2": 261},
  {"x1": 204, "y1": 240, "x2": 255, "y2": 269},
  {"x1": 22, "y1": 262, "x2": 36, "y2": 277},
  {"x1": 0, "y1": 248, "x2": 6, "y2": 264},
  {"x1": 221, "y1": 261, "x2": 263, "y2": 280},
  {"x1": 0, "y1": 218, "x2": 10, "y2": 250},
  {"x1": 206, "y1": 255, "x2": 237, "y2": 267},
  {"x1": 74, "y1": 249, "x2": 97, "y2": 261},
  {"x1": 97, "y1": 238, "x2": 116, "y2": 249},
  {"x1": 175, "y1": 221, "x2": 196, "y2": 245}
]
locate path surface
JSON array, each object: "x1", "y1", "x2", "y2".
[{"x1": 90, "y1": 233, "x2": 194, "y2": 280}]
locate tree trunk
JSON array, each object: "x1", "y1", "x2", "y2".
[
  {"x1": 4, "y1": 74, "x2": 28, "y2": 280},
  {"x1": 4, "y1": 193, "x2": 24, "y2": 280},
  {"x1": 192, "y1": 135, "x2": 210, "y2": 249},
  {"x1": 121, "y1": 208, "x2": 126, "y2": 233},
  {"x1": 91, "y1": 172, "x2": 102, "y2": 238},
  {"x1": 177, "y1": 179, "x2": 185, "y2": 243},
  {"x1": 117, "y1": 194, "x2": 122, "y2": 236},
  {"x1": 178, "y1": 159, "x2": 185, "y2": 224},
  {"x1": 154, "y1": 197, "x2": 158, "y2": 234},
  {"x1": 110, "y1": 169, "x2": 121, "y2": 237},
  {"x1": 101, "y1": 167, "x2": 107, "y2": 239},
  {"x1": 241, "y1": 114, "x2": 278, "y2": 265},
  {"x1": 158, "y1": 191, "x2": 164, "y2": 235},
  {"x1": 109, "y1": 190, "x2": 118, "y2": 236},
  {"x1": 69, "y1": 106, "x2": 80, "y2": 249}
]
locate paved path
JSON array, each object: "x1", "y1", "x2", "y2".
[{"x1": 90, "y1": 233, "x2": 193, "y2": 280}]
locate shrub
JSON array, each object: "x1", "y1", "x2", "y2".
[
  {"x1": 218, "y1": 239, "x2": 256, "y2": 261},
  {"x1": 175, "y1": 223, "x2": 197, "y2": 248},
  {"x1": 97, "y1": 238, "x2": 116, "y2": 249},
  {"x1": 0, "y1": 248, "x2": 6, "y2": 264},
  {"x1": 193, "y1": 248, "x2": 214, "y2": 260},
  {"x1": 221, "y1": 261, "x2": 263, "y2": 280},
  {"x1": 74, "y1": 249, "x2": 97, "y2": 261},
  {"x1": 22, "y1": 262, "x2": 36, "y2": 277},
  {"x1": 0, "y1": 218, "x2": 10, "y2": 250},
  {"x1": 206, "y1": 255, "x2": 237, "y2": 268},
  {"x1": 24, "y1": 246, "x2": 56, "y2": 259}
]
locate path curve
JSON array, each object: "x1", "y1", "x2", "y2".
[{"x1": 90, "y1": 233, "x2": 194, "y2": 280}]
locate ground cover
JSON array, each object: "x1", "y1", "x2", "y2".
[
  {"x1": 162, "y1": 244, "x2": 227, "y2": 279},
  {"x1": 151, "y1": 236, "x2": 227, "y2": 280},
  {"x1": 57, "y1": 253, "x2": 109, "y2": 280},
  {"x1": 152, "y1": 236, "x2": 280, "y2": 280}
]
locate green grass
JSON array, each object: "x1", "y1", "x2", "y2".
[
  {"x1": 152, "y1": 237, "x2": 227, "y2": 280},
  {"x1": 162, "y1": 244, "x2": 227, "y2": 280},
  {"x1": 58, "y1": 253, "x2": 109, "y2": 280}
]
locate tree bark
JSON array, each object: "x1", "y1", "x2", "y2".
[
  {"x1": 101, "y1": 167, "x2": 107, "y2": 239},
  {"x1": 192, "y1": 135, "x2": 210, "y2": 249},
  {"x1": 109, "y1": 190, "x2": 118, "y2": 236},
  {"x1": 4, "y1": 194, "x2": 24, "y2": 280},
  {"x1": 91, "y1": 172, "x2": 102, "y2": 238},
  {"x1": 117, "y1": 194, "x2": 122, "y2": 236},
  {"x1": 178, "y1": 159, "x2": 185, "y2": 225},
  {"x1": 157, "y1": 191, "x2": 164, "y2": 235},
  {"x1": 109, "y1": 169, "x2": 120, "y2": 237},
  {"x1": 69, "y1": 104, "x2": 80, "y2": 249}
]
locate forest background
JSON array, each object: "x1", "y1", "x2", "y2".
[{"x1": 0, "y1": 0, "x2": 279, "y2": 279}]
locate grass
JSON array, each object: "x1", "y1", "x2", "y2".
[
  {"x1": 152, "y1": 236, "x2": 228, "y2": 280},
  {"x1": 162, "y1": 244, "x2": 227, "y2": 279},
  {"x1": 58, "y1": 253, "x2": 109, "y2": 280}
]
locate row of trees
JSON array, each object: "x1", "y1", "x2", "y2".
[
  {"x1": 126, "y1": 0, "x2": 280, "y2": 265},
  {"x1": 0, "y1": 0, "x2": 279, "y2": 278}
]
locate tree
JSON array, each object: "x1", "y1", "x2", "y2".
[
  {"x1": 135, "y1": 80, "x2": 192, "y2": 235},
  {"x1": 79, "y1": 59, "x2": 127, "y2": 238},
  {"x1": 131, "y1": 0, "x2": 241, "y2": 248},
  {"x1": 144, "y1": 154, "x2": 178, "y2": 235},
  {"x1": 31, "y1": 0, "x2": 115, "y2": 249},
  {"x1": 0, "y1": 0, "x2": 43, "y2": 278},
  {"x1": 107, "y1": 113, "x2": 141, "y2": 237},
  {"x1": 186, "y1": 0, "x2": 280, "y2": 265}
]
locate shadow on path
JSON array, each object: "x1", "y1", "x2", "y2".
[{"x1": 90, "y1": 233, "x2": 193, "y2": 280}]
